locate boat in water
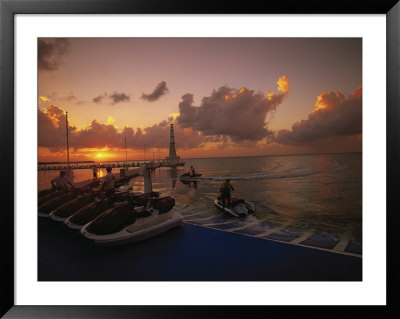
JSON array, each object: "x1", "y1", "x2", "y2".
[
  {"x1": 214, "y1": 197, "x2": 256, "y2": 217},
  {"x1": 80, "y1": 196, "x2": 183, "y2": 246}
]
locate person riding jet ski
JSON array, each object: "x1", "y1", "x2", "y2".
[
  {"x1": 219, "y1": 179, "x2": 234, "y2": 208},
  {"x1": 189, "y1": 165, "x2": 196, "y2": 177}
]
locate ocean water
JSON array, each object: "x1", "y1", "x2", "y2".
[{"x1": 38, "y1": 153, "x2": 362, "y2": 255}]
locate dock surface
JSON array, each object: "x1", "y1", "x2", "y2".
[{"x1": 38, "y1": 218, "x2": 361, "y2": 281}]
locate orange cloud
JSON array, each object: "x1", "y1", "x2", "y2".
[
  {"x1": 349, "y1": 85, "x2": 362, "y2": 99},
  {"x1": 313, "y1": 91, "x2": 345, "y2": 113},
  {"x1": 39, "y1": 96, "x2": 50, "y2": 103},
  {"x1": 177, "y1": 76, "x2": 290, "y2": 142},
  {"x1": 277, "y1": 75, "x2": 290, "y2": 95},
  {"x1": 274, "y1": 86, "x2": 362, "y2": 146},
  {"x1": 107, "y1": 116, "x2": 116, "y2": 125},
  {"x1": 38, "y1": 105, "x2": 208, "y2": 156},
  {"x1": 168, "y1": 113, "x2": 180, "y2": 121}
]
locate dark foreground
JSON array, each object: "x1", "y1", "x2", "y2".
[{"x1": 38, "y1": 218, "x2": 361, "y2": 281}]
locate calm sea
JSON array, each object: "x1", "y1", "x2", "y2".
[{"x1": 38, "y1": 153, "x2": 362, "y2": 254}]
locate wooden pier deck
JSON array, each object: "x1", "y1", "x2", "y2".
[{"x1": 38, "y1": 160, "x2": 184, "y2": 171}]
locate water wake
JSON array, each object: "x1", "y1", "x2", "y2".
[{"x1": 198, "y1": 164, "x2": 348, "y2": 181}]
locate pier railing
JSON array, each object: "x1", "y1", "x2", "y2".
[
  {"x1": 38, "y1": 161, "x2": 166, "y2": 171},
  {"x1": 38, "y1": 159, "x2": 186, "y2": 171}
]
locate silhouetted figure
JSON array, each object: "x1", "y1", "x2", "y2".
[
  {"x1": 92, "y1": 165, "x2": 98, "y2": 181},
  {"x1": 219, "y1": 179, "x2": 234, "y2": 208},
  {"x1": 101, "y1": 167, "x2": 116, "y2": 197},
  {"x1": 51, "y1": 170, "x2": 74, "y2": 191},
  {"x1": 189, "y1": 165, "x2": 196, "y2": 176}
]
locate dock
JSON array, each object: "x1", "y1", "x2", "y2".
[
  {"x1": 72, "y1": 167, "x2": 140, "y2": 189},
  {"x1": 38, "y1": 161, "x2": 169, "y2": 171},
  {"x1": 38, "y1": 219, "x2": 361, "y2": 281}
]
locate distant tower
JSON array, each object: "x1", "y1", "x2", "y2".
[
  {"x1": 164, "y1": 123, "x2": 183, "y2": 166},
  {"x1": 169, "y1": 123, "x2": 177, "y2": 158}
]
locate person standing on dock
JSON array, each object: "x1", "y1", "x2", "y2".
[
  {"x1": 51, "y1": 170, "x2": 74, "y2": 191},
  {"x1": 92, "y1": 165, "x2": 98, "y2": 181},
  {"x1": 66, "y1": 167, "x2": 74, "y2": 183},
  {"x1": 102, "y1": 167, "x2": 116, "y2": 197},
  {"x1": 219, "y1": 179, "x2": 234, "y2": 208}
]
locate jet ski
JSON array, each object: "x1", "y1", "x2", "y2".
[
  {"x1": 214, "y1": 197, "x2": 256, "y2": 217},
  {"x1": 49, "y1": 193, "x2": 97, "y2": 222},
  {"x1": 179, "y1": 172, "x2": 202, "y2": 182},
  {"x1": 38, "y1": 189, "x2": 68, "y2": 207},
  {"x1": 80, "y1": 196, "x2": 183, "y2": 245},
  {"x1": 38, "y1": 188, "x2": 57, "y2": 199},
  {"x1": 38, "y1": 181, "x2": 103, "y2": 218},
  {"x1": 38, "y1": 192, "x2": 77, "y2": 217},
  {"x1": 38, "y1": 181, "x2": 100, "y2": 207},
  {"x1": 64, "y1": 198, "x2": 118, "y2": 229},
  {"x1": 64, "y1": 191, "x2": 160, "y2": 230}
]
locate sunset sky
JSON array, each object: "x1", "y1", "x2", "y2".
[{"x1": 38, "y1": 38, "x2": 362, "y2": 162}]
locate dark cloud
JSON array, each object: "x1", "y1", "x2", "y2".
[
  {"x1": 58, "y1": 93, "x2": 85, "y2": 105},
  {"x1": 39, "y1": 92, "x2": 85, "y2": 105},
  {"x1": 141, "y1": 81, "x2": 169, "y2": 102},
  {"x1": 61, "y1": 94, "x2": 77, "y2": 102},
  {"x1": 38, "y1": 38, "x2": 69, "y2": 71},
  {"x1": 274, "y1": 86, "x2": 362, "y2": 145},
  {"x1": 72, "y1": 120, "x2": 122, "y2": 149},
  {"x1": 38, "y1": 105, "x2": 77, "y2": 151},
  {"x1": 92, "y1": 92, "x2": 130, "y2": 105},
  {"x1": 110, "y1": 92, "x2": 130, "y2": 104},
  {"x1": 38, "y1": 105, "x2": 206, "y2": 152},
  {"x1": 93, "y1": 93, "x2": 108, "y2": 104},
  {"x1": 177, "y1": 76, "x2": 290, "y2": 142}
]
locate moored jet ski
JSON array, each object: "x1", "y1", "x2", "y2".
[
  {"x1": 38, "y1": 181, "x2": 102, "y2": 218},
  {"x1": 38, "y1": 189, "x2": 68, "y2": 207},
  {"x1": 38, "y1": 180, "x2": 100, "y2": 207},
  {"x1": 80, "y1": 196, "x2": 183, "y2": 245},
  {"x1": 38, "y1": 188, "x2": 57, "y2": 199},
  {"x1": 64, "y1": 198, "x2": 117, "y2": 229},
  {"x1": 214, "y1": 197, "x2": 256, "y2": 217},
  {"x1": 64, "y1": 191, "x2": 160, "y2": 230},
  {"x1": 38, "y1": 192, "x2": 77, "y2": 217},
  {"x1": 49, "y1": 194, "x2": 97, "y2": 222}
]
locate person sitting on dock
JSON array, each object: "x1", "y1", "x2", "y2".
[
  {"x1": 101, "y1": 167, "x2": 116, "y2": 197},
  {"x1": 219, "y1": 179, "x2": 234, "y2": 208},
  {"x1": 92, "y1": 165, "x2": 98, "y2": 181},
  {"x1": 51, "y1": 170, "x2": 75, "y2": 191}
]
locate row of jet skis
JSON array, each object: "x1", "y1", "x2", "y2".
[
  {"x1": 39, "y1": 174, "x2": 257, "y2": 246},
  {"x1": 179, "y1": 172, "x2": 256, "y2": 218},
  {"x1": 38, "y1": 181, "x2": 183, "y2": 246}
]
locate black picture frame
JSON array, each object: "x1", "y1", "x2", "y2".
[{"x1": 1, "y1": 0, "x2": 399, "y2": 318}]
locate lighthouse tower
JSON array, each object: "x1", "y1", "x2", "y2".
[
  {"x1": 164, "y1": 124, "x2": 183, "y2": 166},
  {"x1": 169, "y1": 123, "x2": 177, "y2": 158}
]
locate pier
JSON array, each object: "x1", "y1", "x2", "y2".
[{"x1": 38, "y1": 160, "x2": 167, "y2": 171}]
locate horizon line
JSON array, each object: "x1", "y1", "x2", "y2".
[{"x1": 38, "y1": 151, "x2": 362, "y2": 164}]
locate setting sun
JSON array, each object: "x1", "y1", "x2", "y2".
[{"x1": 97, "y1": 153, "x2": 102, "y2": 158}]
